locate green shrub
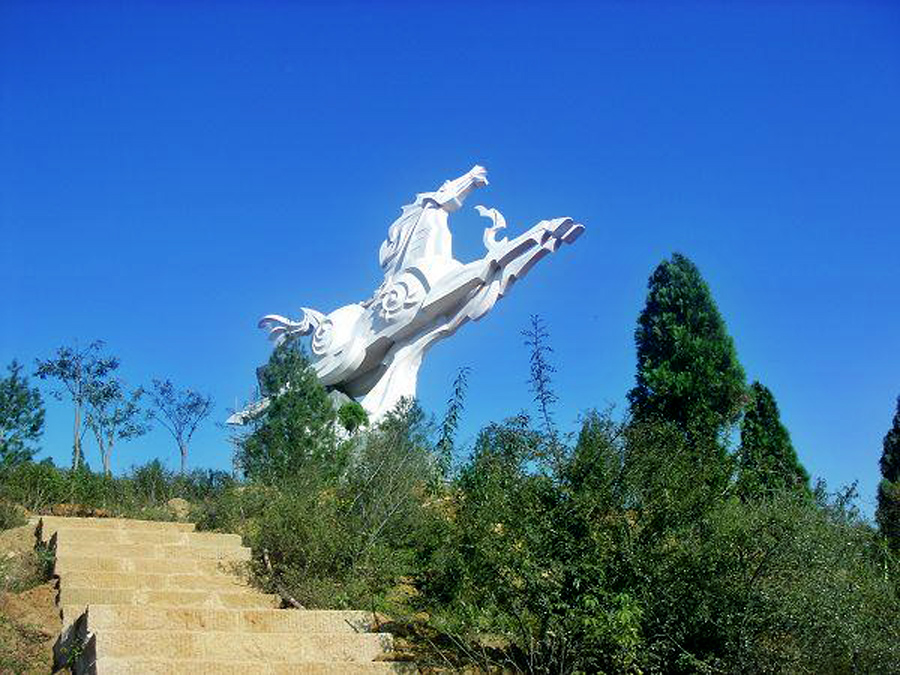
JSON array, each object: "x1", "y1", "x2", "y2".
[
  {"x1": 0, "y1": 501, "x2": 25, "y2": 530},
  {"x1": 338, "y1": 401, "x2": 368, "y2": 434},
  {"x1": 421, "y1": 413, "x2": 640, "y2": 672},
  {"x1": 198, "y1": 399, "x2": 444, "y2": 612},
  {"x1": 0, "y1": 458, "x2": 233, "y2": 520},
  {"x1": 0, "y1": 381, "x2": 892, "y2": 673},
  {"x1": 417, "y1": 411, "x2": 900, "y2": 673},
  {"x1": 172, "y1": 468, "x2": 234, "y2": 502},
  {"x1": 193, "y1": 482, "x2": 274, "y2": 539},
  {"x1": 0, "y1": 461, "x2": 70, "y2": 512},
  {"x1": 129, "y1": 459, "x2": 173, "y2": 505}
]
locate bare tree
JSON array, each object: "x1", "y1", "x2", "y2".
[
  {"x1": 149, "y1": 379, "x2": 213, "y2": 474},
  {"x1": 35, "y1": 341, "x2": 118, "y2": 470}
]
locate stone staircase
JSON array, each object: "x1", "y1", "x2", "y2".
[{"x1": 39, "y1": 516, "x2": 413, "y2": 674}]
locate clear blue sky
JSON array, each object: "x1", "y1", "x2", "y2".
[{"x1": 2, "y1": 2, "x2": 898, "y2": 516}]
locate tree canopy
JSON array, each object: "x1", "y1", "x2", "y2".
[
  {"x1": 236, "y1": 342, "x2": 337, "y2": 483},
  {"x1": 84, "y1": 378, "x2": 149, "y2": 476},
  {"x1": 0, "y1": 360, "x2": 45, "y2": 466},
  {"x1": 35, "y1": 341, "x2": 118, "y2": 470},
  {"x1": 149, "y1": 380, "x2": 214, "y2": 474}
]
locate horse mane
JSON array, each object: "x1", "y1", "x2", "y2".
[{"x1": 378, "y1": 192, "x2": 434, "y2": 273}]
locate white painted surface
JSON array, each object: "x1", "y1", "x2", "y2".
[{"x1": 233, "y1": 165, "x2": 584, "y2": 424}]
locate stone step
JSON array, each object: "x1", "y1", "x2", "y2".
[
  {"x1": 40, "y1": 515, "x2": 196, "y2": 533},
  {"x1": 45, "y1": 516, "x2": 415, "y2": 671},
  {"x1": 54, "y1": 540, "x2": 251, "y2": 561},
  {"x1": 59, "y1": 571, "x2": 255, "y2": 592},
  {"x1": 89, "y1": 630, "x2": 394, "y2": 662},
  {"x1": 54, "y1": 553, "x2": 240, "y2": 576},
  {"x1": 90, "y1": 659, "x2": 413, "y2": 674},
  {"x1": 60, "y1": 586, "x2": 279, "y2": 611},
  {"x1": 50, "y1": 527, "x2": 243, "y2": 548},
  {"x1": 68, "y1": 605, "x2": 380, "y2": 634}
]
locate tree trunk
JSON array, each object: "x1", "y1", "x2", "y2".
[
  {"x1": 72, "y1": 401, "x2": 82, "y2": 470},
  {"x1": 104, "y1": 434, "x2": 114, "y2": 477},
  {"x1": 180, "y1": 442, "x2": 187, "y2": 474}
]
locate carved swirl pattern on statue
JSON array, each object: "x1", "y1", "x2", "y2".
[
  {"x1": 311, "y1": 319, "x2": 334, "y2": 355},
  {"x1": 377, "y1": 273, "x2": 425, "y2": 322}
]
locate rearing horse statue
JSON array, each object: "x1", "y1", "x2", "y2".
[{"x1": 232, "y1": 165, "x2": 583, "y2": 424}]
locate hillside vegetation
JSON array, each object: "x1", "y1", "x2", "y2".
[{"x1": 2, "y1": 253, "x2": 898, "y2": 673}]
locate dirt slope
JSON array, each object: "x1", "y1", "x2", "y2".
[{"x1": 0, "y1": 522, "x2": 59, "y2": 673}]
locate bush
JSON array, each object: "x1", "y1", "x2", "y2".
[
  {"x1": 422, "y1": 413, "x2": 642, "y2": 672},
  {"x1": 0, "y1": 461, "x2": 71, "y2": 512},
  {"x1": 1, "y1": 383, "x2": 891, "y2": 673},
  {"x1": 0, "y1": 458, "x2": 234, "y2": 520},
  {"x1": 0, "y1": 501, "x2": 25, "y2": 530},
  {"x1": 417, "y1": 411, "x2": 900, "y2": 673},
  {"x1": 338, "y1": 401, "x2": 368, "y2": 434},
  {"x1": 197, "y1": 399, "x2": 444, "y2": 611}
]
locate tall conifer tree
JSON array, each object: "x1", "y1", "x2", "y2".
[
  {"x1": 628, "y1": 253, "x2": 746, "y2": 444},
  {"x1": 736, "y1": 381, "x2": 809, "y2": 498},
  {"x1": 876, "y1": 396, "x2": 900, "y2": 551}
]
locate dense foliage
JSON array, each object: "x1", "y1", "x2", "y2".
[
  {"x1": 628, "y1": 253, "x2": 746, "y2": 444},
  {"x1": 877, "y1": 396, "x2": 900, "y2": 551},
  {"x1": 190, "y1": 340, "x2": 898, "y2": 672},
  {"x1": 337, "y1": 400, "x2": 368, "y2": 435},
  {"x1": 737, "y1": 381, "x2": 809, "y2": 499},
  {"x1": 0, "y1": 458, "x2": 232, "y2": 519},
  {"x1": 235, "y1": 342, "x2": 338, "y2": 484},
  {"x1": 200, "y1": 399, "x2": 442, "y2": 610},
  {"x1": 418, "y1": 411, "x2": 900, "y2": 672},
  {"x1": 3, "y1": 253, "x2": 897, "y2": 673},
  {"x1": 0, "y1": 360, "x2": 45, "y2": 466}
]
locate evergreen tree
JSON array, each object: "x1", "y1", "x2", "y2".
[
  {"x1": 0, "y1": 360, "x2": 45, "y2": 465},
  {"x1": 876, "y1": 395, "x2": 900, "y2": 551},
  {"x1": 628, "y1": 253, "x2": 746, "y2": 443},
  {"x1": 736, "y1": 381, "x2": 809, "y2": 499},
  {"x1": 237, "y1": 341, "x2": 338, "y2": 483}
]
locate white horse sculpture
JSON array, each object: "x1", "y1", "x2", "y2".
[{"x1": 231, "y1": 165, "x2": 583, "y2": 424}]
